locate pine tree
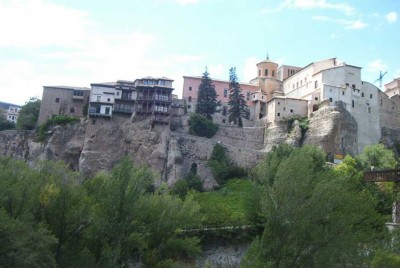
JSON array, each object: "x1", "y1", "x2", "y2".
[
  {"x1": 195, "y1": 69, "x2": 220, "y2": 120},
  {"x1": 228, "y1": 67, "x2": 248, "y2": 127}
]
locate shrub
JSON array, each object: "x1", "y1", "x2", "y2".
[
  {"x1": 286, "y1": 115, "x2": 309, "y2": 136},
  {"x1": 172, "y1": 175, "x2": 203, "y2": 198},
  {"x1": 188, "y1": 113, "x2": 218, "y2": 138},
  {"x1": 0, "y1": 117, "x2": 15, "y2": 131},
  {"x1": 208, "y1": 143, "x2": 247, "y2": 185},
  {"x1": 38, "y1": 115, "x2": 80, "y2": 141}
]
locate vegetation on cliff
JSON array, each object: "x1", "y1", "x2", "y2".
[
  {"x1": 16, "y1": 97, "x2": 41, "y2": 130},
  {"x1": 188, "y1": 113, "x2": 219, "y2": 138},
  {"x1": 0, "y1": 144, "x2": 399, "y2": 267}
]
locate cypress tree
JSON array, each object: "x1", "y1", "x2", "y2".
[
  {"x1": 195, "y1": 69, "x2": 220, "y2": 120},
  {"x1": 228, "y1": 67, "x2": 248, "y2": 127}
]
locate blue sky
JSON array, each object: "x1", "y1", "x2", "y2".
[{"x1": 0, "y1": 0, "x2": 399, "y2": 105}]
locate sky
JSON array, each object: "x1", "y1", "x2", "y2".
[{"x1": 0, "y1": 0, "x2": 399, "y2": 105}]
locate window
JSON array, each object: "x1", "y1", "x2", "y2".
[
  {"x1": 92, "y1": 119, "x2": 96, "y2": 125},
  {"x1": 107, "y1": 98, "x2": 110, "y2": 102},
  {"x1": 55, "y1": 98, "x2": 60, "y2": 103},
  {"x1": 188, "y1": 96, "x2": 192, "y2": 102},
  {"x1": 259, "y1": 70, "x2": 261, "y2": 76},
  {"x1": 381, "y1": 99, "x2": 383, "y2": 106},
  {"x1": 70, "y1": 107, "x2": 75, "y2": 113},
  {"x1": 222, "y1": 119, "x2": 226, "y2": 123},
  {"x1": 370, "y1": 94, "x2": 373, "y2": 99},
  {"x1": 352, "y1": 84, "x2": 356, "y2": 89},
  {"x1": 222, "y1": 106, "x2": 227, "y2": 116},
  {"x1": 288, "y1": 69, "x2": 290, "y2": 76},
  {"x1": 277, "y1": 112, "x2": 280, "y2": 117},
  {"x1": 329, "y1": 98, "x2": 333, "y2": 102},
  {"x1": 283, "y1": 107, "x2": 286, "y2": 111},
  {"x1": 361, "y1": 93, "x2": 364, "y2": 97},
  {"x1": 290, "y1": 109, "x2": 293, "y2": 113},
  {"x1": 97, "y1": 96, "x2": 101, "y2": 102},
  {"x1": 265, "y1": 69, "x2": 268, "y2": 76},
  {"x1": 296, "y1": 82, "x2": 298, "y2": 88},
  {"x1": 315, "y1": 81, "x2": 318, "y2": 89},
  {"x1": 224, "y1": 89, "x2": 228, "y2": 98},
  {"x1": 159, "y1": 80, "x2": 165, "y2": 85},
  {"x1": 187, "y1": 105, "x2": 191, "y2": 109},
  {"x1": 189, "y1": 86, "x2": 192, "y2": 91},
  {"x1": 315, "y1": 97, "x2": 318, "y2": 101},
  {"x1": 278, "y1": 102, "x2": 280, "y2": 105},
  {"x1": 116, "y1": 92, "x2": 120, "y2": 96},
  {"x1": 368, "y1": 107, "x2": 371, "y2": 113},
  {"x1": 247, "y1": 92, "x2": 250, "y2": 100},
  {"x1": 73, "y1": 90, "x2": 84, "y2": 96},
  {"x1": 352, "y1": 100, "x2": 354, "y2": 108},
  {"x1": 346, "y1": 83, "x2": 349, "y2": 87},
  {"x1": 342, "y1": 91, "x2": 345, "y2": 96},
  {"x1": 272, "y1": 70, "x2": 275, "y2": 77},
  {"x1": 105, "y1": 107, "x2": 110, "y2": 115}
]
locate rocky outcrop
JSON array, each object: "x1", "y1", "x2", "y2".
[
  {"x1": 263, "y1": 120, "x2": 302, "y2": 152},
  {"x1": 195, "y1": 242, "x2": 250, "y2": 268},
  {"x1": 303, "y1": 102, "x2": 358, "y2": 160}
]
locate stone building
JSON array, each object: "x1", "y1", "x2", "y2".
[
  {"x1": 385, "y1": 77, "x2": 400, "y2": 97},
  {"x1": 38, "y1": 86, "x2": 90, "y2": 124}
]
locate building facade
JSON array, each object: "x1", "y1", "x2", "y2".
[
  {"x1": 0, "y1": 102, "x2": 21, "y2": 124},
  {"x1": 38, "y1": 86, "x2": 91, "y2": 124}
]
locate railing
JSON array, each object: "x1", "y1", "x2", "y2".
[
  {"x1": 364, "y1": 169, "x2": 400, "y2": 182},
  {"x1": 113, "y1": 107, "x2": 134, "y2": 114}
]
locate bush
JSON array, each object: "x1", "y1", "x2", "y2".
[
  {"x1": 0, "y1": 117, "x2": 15, "y2": 131},
  {"x1": 208, "y1": 144, "x2": 247, "y2": 185},
  {"x1": 172, "y1": 175, "x2": 203, "y2": 197},
  {"x1": 38, "y1": 115, "x2": 80, "y2": 141},
  {"x1": 188, "y1": 113, "x2": 218, "y2": 138}
]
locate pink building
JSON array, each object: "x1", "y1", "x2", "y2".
[{"x1": 182, "y1": 76, "x2": 258, "y2": 125}]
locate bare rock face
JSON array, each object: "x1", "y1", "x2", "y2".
[
  {"x1": 42, "y1": 121, "x2": 87, "y2": 170},
  {"x1": 303, "y1": 102, "x2": 358, "y2": 159},
  {"x1": 263, "y1": 121, "x2": 302, "y2": 152}
]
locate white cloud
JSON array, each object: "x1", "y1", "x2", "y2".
[
  {"x1": 281, "y1": 0, "x2": 354, "y2": 15},
  {"x1": 0, "y1": 0, "x2": 204, "y2": 105},
  {"x1": 0, "y1": 0, "x2": 92, "y2": 48},
  {"x1": 208, "y1": 64, "x2": 225, "y2": 78},
  {"x1": 243, "y1": 57, "x2": 258, "y2": 82},
  {"x1": 386, "y1": 11, "x2": 398, "y2": 24},
  {"x1": 345, "y1": 20, "x2": 368, "y2": 29},
  {"x1": 312, "y1": 16, "x2": 368, "y2": 30},
  {"x1": 367, "y1": 59, "x2": 388, "y2": 74}
]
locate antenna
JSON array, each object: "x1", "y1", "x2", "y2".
[{"x1": 374, "y1": 71, "x2": 387, "y2": 88}]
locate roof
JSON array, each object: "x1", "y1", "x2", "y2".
[
  {"x1": 267, "y1": 96, "x2": 308, "y2": 103},
  {"x1": 183, "y1": 75, "x2": 258, "y2": 87},
  {"x1": 44, "y1": 85, "x2": 90, "y2": 91},
  {"x1": 0, "y1": 101, "x2": 21, "y2": 109},
  {"x1": 90, "y1": 82, "x2": 117, "y2": 87},
  {"x1": 140, "y1": 76, "x2": 174, "y2": 81}
]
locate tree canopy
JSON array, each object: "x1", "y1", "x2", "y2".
[
  {"x1": 16, "y1": 97, "x2": 41, "y2": 130},
  {"x1": 195, "y1": 69, "x2": 220, "y2": 120},
  {"x1": 228, "y1": 67, "x2": 248, "y2": 127}
]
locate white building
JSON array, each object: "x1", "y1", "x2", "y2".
[{"x1": 6, "y1": 105, "x2": 21, "y2": 123}]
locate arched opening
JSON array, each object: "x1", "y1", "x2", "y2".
[
  {"x1": 190, "y1": 163, "x2": 197, "y2": 176},
  {"x1": 259, "y1": 112, "x2": 263, "y2": 119},
  {"x1": 312, "y1": 104, "x2": 319, "y2": 112}
]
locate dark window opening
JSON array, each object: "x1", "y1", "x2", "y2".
[
  {"x1": 222, "y1": 106, "x2": 227, "y2": 116},
  {"x1": 370, "y1": 94, "x2": 373, "y2": 99},
  {"x1": 105, "y1": 107, "x2": 110, "y2": 115},
  {"x1": 368, "y1": 107, "x2": 371, "y2": 113},
  {"x1": 222, "y1": 119, "x2": 226, "y2": 123},
  {"x1": 352, "y1": 84, "x2": 356, "y2": 89},
  {"x1": 70, "y1": 107, "x2": 75, "y2": 113},
  {"x1": 352, "y1": 100, "x2": 355, "y2": 108},
  {"x1": 329, "y1": 98, "x2": 333, "y2": 102},
  {"x1": 188, "y1": 96, "x2": 192, "y2": 102},
  {"x1": 342, "y1": 91, "x2": 345, "y2": 96},
  {"x1": 315, "y1": 97, "x2": 318, "y2": 101},
  {"x1": 313, "y1": 104, "x2": 318, "y2": 112},
  {"x1": 190, "y1": 163, "x2": 197, "y2": 176},
  {"x1": 290, "y1": 109, "x2": 293, "y2": 113},
  {"x1": 247, "y1": 92, "x2": 250, "y2": 100},
  {"x1": 277, "y1": 112, "x2": 280, "y2": 116},
  {"x1": 107, "y1": 98, "x2": 110, "y2": 102},
  {"x1": 187, "y1": 105, "x2": 191, "y2": 109},
  {"x1": 224, "y1": 89, "x2": 228, "y2": 98},
  {"x1": 55, "y1": 98, "x2": 60, "y2": 103},
  {"x1": 272, "y1": 70, "x2": 275, "y2": 77},
  {"x1": 92, "y1": 119, "x2": 96, "y2": 125},
  {"x1": 189, "y1": 86, "x2": 192, "y2": 91},
  {"x1": 265, "y1": 69, "x2": 268, "y2": 76},
  {"x1": 361, "y1": 93, "x2": 364, "y2": 97}
]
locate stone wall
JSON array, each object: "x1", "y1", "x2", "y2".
[{"x1": 213, "y1": 125, "x2": 265, "y2": 150}]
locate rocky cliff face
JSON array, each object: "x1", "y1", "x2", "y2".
[{"x1": 0, "y1": 103, "x2": 397, "y2": 187}]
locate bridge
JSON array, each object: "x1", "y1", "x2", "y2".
[{"x1": 364, "y1": 169, "x2": 400, "y2": 182}]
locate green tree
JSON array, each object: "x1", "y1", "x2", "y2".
[
  {"x1": 195, "y1": 69, "x2": 220, "y2": 120},
  {"x1": 358, "y1": 143, "x2": 397, "y2": 171},
  {"x1": 16, "y1": 97, "x2": 41, "y2": 130},
  {"x1": 188, "y1": 113, "x2": 219, "y2": 138},
  {"x1": 227, "y1": 67, "x2": 248, "y2": 127},
  {"x1": 0, "y1": 116, "x2": 15, "y2": 130},
  {"x1": 242, "y1": 145, "x2": 385, "y2": 268}
]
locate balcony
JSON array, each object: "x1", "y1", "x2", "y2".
[{"x1": 114, "y1": 104, "x2": 134, "y2": 114}]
